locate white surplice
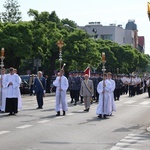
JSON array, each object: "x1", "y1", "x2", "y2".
[
  {"x1": 16, "y1": 74, "x2": 22, "y2": 110},
  {"x1": 5, "y1": 73, "x2": 20, "y2": 98},
  {"x1": 107, "y1": 78, "x2": 116, "y2": 113},
  {"x1": 53, "y1": 75, "x2": 69, "y2": 112},
  {"x1": 96, "y1": 80, "x2": 112, "y2": 115},
  {"x1": 0, "y1": 74, "x2": 7, "y2": 111}
]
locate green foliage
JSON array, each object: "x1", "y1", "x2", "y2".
[
  {"x1": 0, "y1": 6, "x2": 149, "y2": 76},
  {"x1": 0, "y1": 0, "x2": 22, "y2": 23}
]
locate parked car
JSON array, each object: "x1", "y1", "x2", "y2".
[{"x1": 20, "y1": 75, "x2": 30, "y2": 94}]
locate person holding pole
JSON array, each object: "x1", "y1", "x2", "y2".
[
  {"x1": 53, "y1": 69, "x2": 69, "y2": 116},
  {"x1": 96, "y1": 73, "x2": 112, "y2": 119}
]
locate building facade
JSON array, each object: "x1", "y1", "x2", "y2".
[{"x1": 79, "y1": 20, "x2": 145, "y2": 53}]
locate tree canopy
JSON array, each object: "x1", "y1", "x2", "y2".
[{"x1": 0, "y1": 1, "x2": 150, "y2": 78}]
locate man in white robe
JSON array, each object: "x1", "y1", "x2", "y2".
[
  {"x1": 0, "y1": 68, "x2": 7, "y2": 112},
  {"x1": 14, "y1": 68, "x2": 22, "y2": 110},
  {"x1": 53, "y1": 69, "x2": 69, "y2": 116},
  {"x1": 96, "y1": 73, "x2": 112, "y2": 118},
  {"x1": 4, "y1": 67, "x2": 20, "y2": 115},
  {"x1": 107, "y1": 72, "x2": 116, "y2": 115}
]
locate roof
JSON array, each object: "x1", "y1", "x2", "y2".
[{"x1": 125, "y1": 20, "x2": 137, "y2": 30}]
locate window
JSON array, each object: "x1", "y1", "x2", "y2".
[{"x1": 101, "y1": 34, "x2": 113, "y2": 41}]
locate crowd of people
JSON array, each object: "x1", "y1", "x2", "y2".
[{"x1": 0, "y1": 68, "x2": 149, "y2": 119}]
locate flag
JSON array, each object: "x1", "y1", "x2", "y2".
[{"x1": 84, "y1": 65, "x2": 90, "y2": 77}]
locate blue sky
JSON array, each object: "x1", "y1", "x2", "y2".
[{"x1": 0, "y1": 0, "x2": 150, "y2": 54}]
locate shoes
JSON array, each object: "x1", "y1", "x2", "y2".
[
  {"x1": 73, "y1": 103, "x2": 76, "y2": 106},
  {"x1": 84, "y1": 108, "x2": 89, "y2": 112},
  {"x1": 70, "y1": 100, "x2": 73, "y2": 103},
  {"x1": 103, "y1": 115, "x2": 107, "y2": 119},
  {"x1": 56, "y1": 111, "x2": 60, "y2": 116},
  {"x1": 8, "y1": 112, "x2": 15, "y2": 115},
  {"x1": 63, "y1": 111, "x2": 66, "y2": 116},
  {"x1": 98, "y1": 114, "x2": 102, "y2": 118},
  {"x1": 36, "y1": 107, "x2": 43, "y2": 109}
]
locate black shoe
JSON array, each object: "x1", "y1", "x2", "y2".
[
  {"x1": 98, "y1": 114, "x2": 102, "y2": 118},
  {"x1": 103, "y1": 115, "x2": 107, "y2": 119},
  {"x1": 84, "y1": 108, "x2": 89, "y2": 112},
  {"x1": 73, "y1": 103, "x2": 76, "y2": 106},
  {"x1": 8, "y1": 112, "x2": 13, "y2": 115},
  {"x1": 70, "y1": 100, "x2": 73, "y2": 103},
  {"x1": 56, "y1": 111, "x2": 60, "y2": 116},
  {"x1": 63, "y1": 111, "x2": 66, "y2": 116}
]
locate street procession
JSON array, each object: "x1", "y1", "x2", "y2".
[
  {"x1": 1, "y1": 0, "x2": 150, "y2": 149},
  {"x1": 0, "y1": 48, "x2": 150, "y2": 120}
]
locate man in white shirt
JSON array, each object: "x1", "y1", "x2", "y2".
[{"x1": 5, "y1": 67, "x2": 20, "y2": 115}]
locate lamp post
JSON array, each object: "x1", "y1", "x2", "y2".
[
  {"x1": 57, "y1": 40, "x2": 64, "y2": 69},
  {"x1": 0, "y1": 48, "x2": 5, "y2": 108}
]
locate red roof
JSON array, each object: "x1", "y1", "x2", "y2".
[{"x1": 138, "y1": 36, "x2": 145, "y2": 47}]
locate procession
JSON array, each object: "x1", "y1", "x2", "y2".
[{"x1": 0, "y1": 65, "x2": 149, "y2": 120}]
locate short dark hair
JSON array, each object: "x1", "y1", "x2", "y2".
[{"x1": 9, "y1": 67, "x2": 14, "y2": 72}]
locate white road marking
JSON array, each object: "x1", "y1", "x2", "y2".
[
  {"x1": 37, "y1": 120, "x2": 49, "y2": 123},
  {"x1": 139, "y1": 101, "x2": 150, "y2": 105},
  {"x1": 67, "y1": 113, "x2": 75, "y2": 116},
  {"x1": 16, "y1": 125, "x2": 33, "y2": 129},
  {"x1": 124, "y1": 101, "x2": 136, "y2": 104},
  {"x1": 0, "y1": 131, "x2": 10, "y2": 135}
]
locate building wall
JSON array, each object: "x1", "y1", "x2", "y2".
[{"x1": 81, "y1": 23, "x2": 135, "y2": 47}]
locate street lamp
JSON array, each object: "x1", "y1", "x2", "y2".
[
  {"x1": 57, "y1": 40, "x2": 64, "y2": 69},
  {"x1": 0, "y1": 48, "x2": 5, "y2": 107}
]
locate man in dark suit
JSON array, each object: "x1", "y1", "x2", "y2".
[
  {"x1": 33, "y1": 71, "x2": 46, "y2": 109},
  {"x1": 70, "y1": 72, "x2": 82, "y2": 106}
]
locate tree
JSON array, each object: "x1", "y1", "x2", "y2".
[
  {"x1": 0, "y1": 22, "x2": 33, "y2": 70},
  {"x1": 0, "y1": 0, "x2": 22, "y2": 23}
]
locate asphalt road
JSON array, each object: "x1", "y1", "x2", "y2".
[{"x1": 0, "y1": 92, "x2": 150, "y2": 150}]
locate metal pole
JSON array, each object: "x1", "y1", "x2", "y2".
[
  {"x1": 0, "y1": 48, "x2": 5, "y2": 109},
  {"x1": 59, "y1": 48, "x2": 62, "y2": 70},
  {"x1": 101, "y1": 52, "x2": 106, "y2": 115}
]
